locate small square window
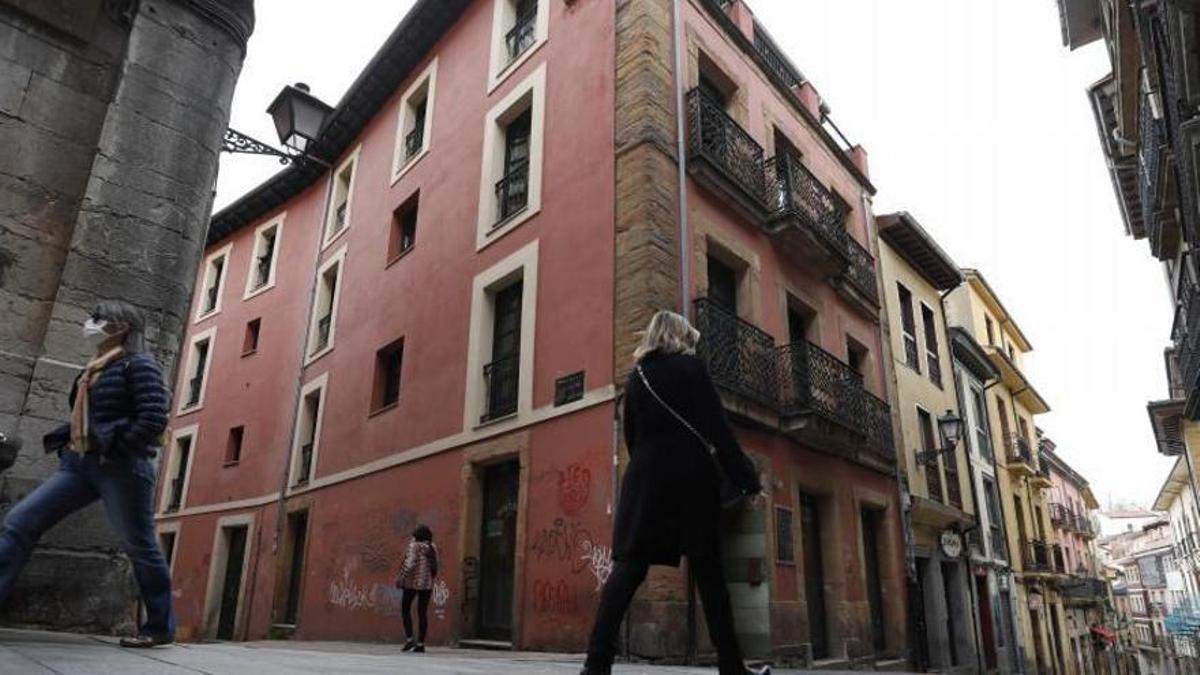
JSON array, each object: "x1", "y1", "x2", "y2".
[
  {"x1": 389, "y1": 194, "x2": 418, "y2": 263},
  {"x1": 373, "y1": 338, "x2": 404, "y2": 412},
  {"x1": 243, "y1": 318, "x2": 261, "y2": 355},
  {"x1": 226, "y1": 426, "x2": 244, "y2": 465}
]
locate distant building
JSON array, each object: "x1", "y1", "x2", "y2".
[{"x1": 1098, "y1": 509, "x2": 1165, "y2": 539}]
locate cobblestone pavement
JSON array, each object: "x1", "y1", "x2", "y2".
[{"x1": 0, "y1": 628, "x2": 916, "y2": 674}]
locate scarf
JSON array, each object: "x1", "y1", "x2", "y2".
[{"x1": 70, "y1": 346, "x2": 126, "y2": 455}]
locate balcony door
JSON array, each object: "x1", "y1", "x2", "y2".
[
  {"x1": 485, "y1": 281, "x2": 522, "y2": 421},
  {"x1": 800, "y1": 492, "x2": 829, "y2": 659}
]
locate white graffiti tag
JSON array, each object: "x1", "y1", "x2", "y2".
[
  {"x1": 431, "y1": 579, "x2": 450, "y2": 620},
  {"x1": 328, "y1": 568, "x2": 375, "y2": 611},
  {"x1": 579, "y1": 541, "x2": 613, "y2": 591}
]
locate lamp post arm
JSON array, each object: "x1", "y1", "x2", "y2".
[{"x1": 221, "y1": 128, "x2": 331, "y2": 168}]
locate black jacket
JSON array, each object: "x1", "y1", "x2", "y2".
[
  {"x1": 612, "y1": 351, "x2": 761, "y2": 566},
  {"x1": 44, "y1": 352, "x2": 170, "y2": 459}
]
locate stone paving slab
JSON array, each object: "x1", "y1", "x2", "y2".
[{"x1": 0, "y1": 628, "x2": 911, "y2": 674}]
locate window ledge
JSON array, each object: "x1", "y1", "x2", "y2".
[
  {"x1": 176, "y1": 404, "x2": 203, "y2": 417},
  {"x1": 478, "y1": 204, "x2": 540, "y2": 253},
  {"x1": 321, "y1": 225, "x2": 349, "y2": 252},
  {"x1": 391, "y1": 146, "x2": 430, "y2": 186},
  {"x1": 385, "y1": 247, "x2": 415, "y2": 269},
  {"x1": 368, "y1": 401, "x2": 400, "y2": 418},
  {"x1": 474, "y1": 411, "x2": 519, "y2": 430},
  {"x1": 241, "y1": 349, "x2": 257, "y2": 358},
  {"x1": 305, "y1": 344, "x2": 334, "y2": 367},
  {"x1": 223, "y1": 460, "x2": 240, "y2": 468},
  {"x1": 243, "y1": 281, "x2": 276, "y2": 301},
  {"x1": 194, "y1": 309, "x2": 219, "y2": 324},
  {"x1": 488, "y1": 38, "x2": 547, "y2": 95}
]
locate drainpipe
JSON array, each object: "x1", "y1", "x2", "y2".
[
  {"x1": 941, "y1": 288, "x2": 987, "y2": 675},
  {"x1": 672, "y1": 0, "x2": 690, "y2": 317}
]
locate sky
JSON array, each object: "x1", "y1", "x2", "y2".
[{"x1": 214, "y1": 1, "x2": 1176, "y2": 508}]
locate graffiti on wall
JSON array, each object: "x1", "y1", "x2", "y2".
[
  {"x1": 530, "y1": 518, "x2": 594, "y2": 573},
  {"x1": 327, "y1": 566, "x2": 451, "y2": 621},
  {"x1": 557, "y1": 464, "x2": 591, "y2": 515},
  {"x1": 532, "y1": 578, "x2": 579, "y2": 615},
  {"x1": 432, "y1": 579, "x2": 450, "y2": 620},
  {"x1": 579, "y1": 540, "x2": 613, "y2": 591}
]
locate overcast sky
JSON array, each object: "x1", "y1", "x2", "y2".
[{"x1": 214, "y1": 1, "x2": 1176, "y2": 508}]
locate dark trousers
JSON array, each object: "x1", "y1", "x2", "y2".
[
  {"x1": 586, "y1": 556, "x2": 745, "y2": 674},
  {"x1": 0, "y1": 451, "x2": 174, "y2": 636},
  {"x1": 401, "y1": 588, "x2": 431, "y2": 642}
]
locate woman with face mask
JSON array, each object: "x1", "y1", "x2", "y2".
[{"x1": 0, "y1": 301, "x2": 174, "y2": 648}]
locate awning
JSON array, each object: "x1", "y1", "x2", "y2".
[{"x1": 1091, "y1": 625, "x2": 1118, "y2": 643}]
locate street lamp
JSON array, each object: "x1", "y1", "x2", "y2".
[
  {"x1": 222, "y1": 82, "x2": 333, "y2": 166},
  {"x1": 916, "y1": 409, "x2": 963, "y2": 465}
]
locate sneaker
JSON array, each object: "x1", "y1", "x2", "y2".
[
  {"x1": 401, "y1": 639, "x2": 416, "y2": 652},
  {"x1": 413, "y1": 643, "x2": 425, "y2": 653},
  {"x1": 119, "y1": 634, "x2": 174, "y2": 648}
]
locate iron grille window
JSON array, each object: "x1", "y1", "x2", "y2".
[
  {"x1": 297, "y1": 442, "x2": 313, "y2": 485},
  {"x1": 186, "y1": 341, "x2": 209, "y2": 406},
  {"x1": 495, "y1": 110, "x2": 531, "y2": 223},
  {"x1": 483, "y1": 281, "x2": 523, "y2": 422},
  {"x1": 897, "y1": 283, "x2": 920, "y2": 371},
  {"x1": 254, "y1": 231, "x2": 275, "y2": 289},
  {"x1": 166, "y1": 438, "x2": 191, "y2": 512},
  {"x1": 391, "y1": 196, "x2": 418, "y2": 261},
  {"x1": 203, "y1": 257, "x2": 224, "y2": 313},
  {"x1": 335, "y1": 201, "x2": 347, "y2": 231},
  {"x1": 775, "y1": 506, "x2": 795, "y2": 563},
  {"x1": 315, "y1": 313, "x2": 332, "y2": 351},
  {"x1": 405, "y1": 99, "x2": 426, "y2": 160},
  {"x1": 920, "y1": 304, "x2": 941, "y2": 387},
  {"x1": 918, "y1": 408, "x2": 942, "y2": 502},
  {"x1": 554, "y1": 371, "x2": 585, "y2": 406},
  {"x1": 506, "y1": 0, "x2": 537, "y2": 62}
]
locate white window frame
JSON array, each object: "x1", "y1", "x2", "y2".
[
  {"x1": 243, "y1": 213, "x2": 285, "y2": 300},
  {"x1": 194, "y1": 243, "x2": 232, "y2": 322},
  {"x1": 463, "y1": 240, "x2": 539, "y2": 430},
  {"x1": 476, "y1": 62, "x2": 547, "y2": 251},
  {"x1": 288, "y1": 373, "x2": 329, "y2": 489},
  {"x1": 177, "y1": 327, "x2": 217, "y2": 414},
  {"x1": 919, "y1": 301, "x2": 942, "y2": 386},
  {"x1": 156, "y1": 521, "x2": 181, "y2": 573},
  {"x1": 322, "y1": 146, "x2": 361, "y2": 250},
  {"x1": 486, "y1": 0, "x2": 550, "y2": 93},
  {"x1": 201, "y1": 512, "x2": 255, "y2": 640},
  {"x1": 391, "y1": 58, "x2": 438, "y2": 185},
  {"x1": 158, "y1": 424, "x2": 199, "y2": 514},
  {"x1": 305, "y1": 244, "x2": 348, "y2": 365}
]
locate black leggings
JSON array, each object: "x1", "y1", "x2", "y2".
[
  {"x1": 401, "y1": 588, "x2": 431, "y2": 642},
  {"x1": 585, "y1": 556, "x2": 745, "y2": 674}
]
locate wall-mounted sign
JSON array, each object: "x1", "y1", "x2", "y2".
[{"x1": 940, "y1": 529, "x2": 963, "y2": 558}]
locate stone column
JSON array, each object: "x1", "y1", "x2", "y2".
[
  {"x1": 920, "y1": 556, "x2": 950, "y2": 669},
  {"x1": 0, "y1": 0, "x2": 252, "y2": 633}
]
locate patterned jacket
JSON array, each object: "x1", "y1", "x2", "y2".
[{"x1": 397, "y1": 540, "x2": 437, "y2": 591}]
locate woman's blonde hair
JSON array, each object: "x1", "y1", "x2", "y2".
[{"x1": 634, "y1": 310, "x2": 700, "y2": 360}]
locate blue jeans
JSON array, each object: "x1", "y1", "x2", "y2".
[{"x1": 0, "y1": 451, "x2": 175, "y2": 636}]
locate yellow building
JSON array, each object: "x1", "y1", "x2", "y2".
[
  {"x1": 877, "y1": 213, "x2": 980, "y2": 671},
  {"x1": 945, "y1": 270, "x2": 1073, "y2": 674}
]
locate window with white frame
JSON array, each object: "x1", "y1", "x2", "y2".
[
  {"x1": 195, "y1": 245, "x2": 231, "y2": 320},
  {"x1": 159, "y1": 426, "x2": 198, "y2": 513},
  {"x1": 392, "y1": 59, "x2": 438, "y2": 181},
  {"x1": 244, "y1": 215, "x2": 284, "y2": 298},
  {"x1": 464, "y1": 241, "x2": 538, "y2": 428},
  {"x1": 896, "y1": 283, "x2": 920, "y2": 372},
  {"x1": 306, "y1": 246, "x2": 346, "y2": 362},
  {"x1": 487, "y1": 0, "x2": 549, "y2": 91},
  {"x1": 178, "y1": 328, "x2": 215, "y2": 413},
  {"x1": 920, "y1": 302, "x2": 941, "y2": 387},
  {"x1": 290, "y1": 375, "x2": 327, "y2": 487},
  {"x1": 323, "y1": 148, "x2": 360, "y2": 247},
  {"x1": 476, "y1": 63, "x2": 546, "y2": 248}
]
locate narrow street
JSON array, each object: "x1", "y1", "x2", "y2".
[{"x1": 0, "y1": 629, "x2": 909, "y2": 675}]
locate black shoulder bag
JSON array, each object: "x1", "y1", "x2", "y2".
[{"x1": 635, "y1": 364, "x2": 748, "y2": 511}]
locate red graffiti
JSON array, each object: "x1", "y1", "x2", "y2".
[
  {"x1": 558, "y1": 464, "x2": 591, "y2": 515},
  {"x1": 532, "y1": 579, "x2": 578, "y2": 615}
]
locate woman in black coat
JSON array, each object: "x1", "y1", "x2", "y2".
[{"x1": 581, "y1": 311, "x2": 769, "y2": 675}]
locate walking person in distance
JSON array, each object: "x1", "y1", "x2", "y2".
[
  {"x1": 396, "y1": 524, "x2": 438, "y2": 653},
  {"x1": 0, "y1": 300, "x2": 175, "y2": 647},
  {"x1": 581, "y1": 310, "x2": 770, "y2": 675}
]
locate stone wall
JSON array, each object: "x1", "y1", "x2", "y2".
[{"x1": 0, "y1": 0, "x2": 251, "y2": 633}]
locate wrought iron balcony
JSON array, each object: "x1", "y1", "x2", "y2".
[
  {"x1": 482, "y1": 354, "x2": 520, "y2": 423},
  {"x1": 405, "y1": 125, "x2": 424, "y2": 160},
  {"x1": 685, "y1": 88, "x2": 770, "y2": 220},
  {"x1": 1050, "y1": 502, "x2": 1070, "y2": 528},
  {"x1": 204, "y1": 284, "x2": 219, "y2": 314},
  {"x1": 766, "y1": 152, "x2": 849, "y2": 275},
  {"x1": 923, "y1": 454, "x2": 943, "y2": 504},
  {"x1": 1023, "y1": 540, "x2": 1053, "y2": 573},
  {"x1": 1052, "y1": 544, "x2": 1067, "y2": 574},
  {"x1": 752, "y1": 26, "x2": 803, "y2": 92},
  {"x1": 315, "y1": 313, "x2": 332, "y2": 351},
  {"x1": 1059, "y1": 576, "x2": 1108, "y2": 600},
  {"x1": 944, "y1": 465, "x2": 962, "y2": 510},
  {"x1": 186, "y1": 375, "x2": 203, "y2": 407},
  {"x1": 296, "y1": 442, "x2": 313, "y2": 485},
  {"x1": 989, "y1": 528, "x2": 1007, "y2": 561},
  {"x1": 693, "y1": 298, "x2": 895, "y2": 467},
  {"x1": 839, "y1": 233, "x2": 880, "y2": 308},
  {"x1": 1032, "y1": 457, "x2": 1053, "y2": 486},
  {"x1": 505, "y1": 10, "x2": 537, "y2": 63},
  {"x1": 1005, "y1": 433, "x2": 1035, "y2": 474},
  {"x1": 495, "y1": 159, "x2": 530, "y2": 224}
]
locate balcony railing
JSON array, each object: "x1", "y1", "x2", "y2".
[
  {"x1": 335, "y1": 201, "x2": 347, "y2": 230},
  {"x1": 1024, "y1": 540, "x2": 1052, "y2": 573},
  {"x1": 255, "y1": 255, "x2": 271, "y2": 288},
  {"x1": 686, "y1": 88, "x2": 769, "y2": 208},
  {"x1": 166, "y1": 476, "x2": 184, "y2": 512},
  {"x1": 482, "y1": 354, "x2": 520, "y2": 423},
  {"x1": 296, "y1": 442, "x2": 313, "y2": 485},
  {"x1": 315, "y1": 313, "x2": 332, "y2": 351},
  {"x1": 768, "y1": 152, "x2": 848, "y2": 254},
  {"x1": 1006, "y1": 433, "x2": 1033, "y2": 466},
  {"x1": 505, "y1": 9, "x2": 537, "y2": 63},
  {"x1": 752, "y1": 27, "x2": 803, "y2": 92},
  {"x1": 1034, "y1": 457, "x2": 1052, "y2": 483},
  {"x1": 1060, "y1": 576, "x2": 1108, "y2": 600},
  {"x1": 693, "y1": 298, "x2": 894, "y2": 462},
  {"x1": 495, "y1": 159, "x2": 530, "y2": 224},
  {"x1": 1052, "y1": 544, "x2": 1067, "y2": 574},
  {"x1": 990, "y1": 528, "x2": 1007, "y2": 560},
  {"x1": 405, "y1": 125, "x2": 424, "y2": 160},
  {"x1": 1050, "y1": 502, "x2": 1070, "y2": 527},
  {"x1": 842, "y1": 233, "x2": 880, "y2": 306},
  {"x1": 1140, "y1": 92, "x2": 1165, "y2": 241},
  {"x1": 945, "y1": 465, "x2": 962, "y2": 510},
  {"x1": 186, "y1": 375, "x2": 202, "y2": 407},
  {"x1": 204, "y1": 284, "x2": 218, "y2": 313},
  {"x1": 924, "y1": 456, "x2": 943, "y2": 504}
]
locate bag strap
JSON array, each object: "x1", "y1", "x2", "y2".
[{"x1": 635, "y1": 364, "x2": 717, "y2": 457}]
